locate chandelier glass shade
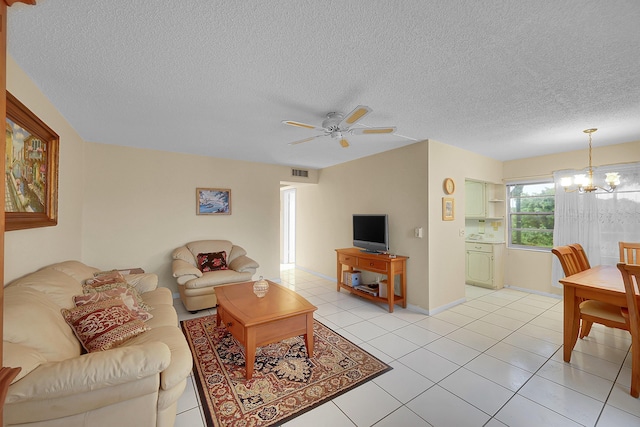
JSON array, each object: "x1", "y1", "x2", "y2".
[{"x1": 560, "y1": 129, "x2": 620, "y2": 193}]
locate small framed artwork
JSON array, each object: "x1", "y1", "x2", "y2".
[
  {"x1": 5, "y1": 91, "x2": 60, "y2": 231},
  {"x1": 196, "y1": 188, "x2": 231, "y2": 215},
  {"x1": 442, "y1": 197, "x2": 454, "y2": 221}
]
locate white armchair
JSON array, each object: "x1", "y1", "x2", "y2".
[{"x1": 171, "y1": 240, "x2": 259, "y2": 312}]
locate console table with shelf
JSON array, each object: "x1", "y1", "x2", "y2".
[{"x1": 335, "y1": 248, "x2": 408, "y2": 312}]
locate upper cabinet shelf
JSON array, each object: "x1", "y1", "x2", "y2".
[{"x1": 465, "y1": 180, "x2": 505, "y2": 219}]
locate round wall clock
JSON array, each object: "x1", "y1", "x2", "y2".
[{"x1": 443, "y1": 178, "x2": 455, "y2": 194}]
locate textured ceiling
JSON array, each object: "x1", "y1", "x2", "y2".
[{"x1": 7, "y1": 1, "x2": 640, "y2": 169}]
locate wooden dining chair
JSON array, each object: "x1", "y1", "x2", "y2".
[
  {"x1": 552, "y1": 245, "x2": 583, "y2": 277},
  {"x1": 569, "y1": 243, "x2": 591, "y2": 271},
  {"x1": 619, "y1": 242, "x2": 640, "y2": 264},
  {"x1": 617, "y1": 262, "x2": 640, "y2": 398},
  {"x1": 552, "y1": 245, "x2": 627, "y2": 339}
]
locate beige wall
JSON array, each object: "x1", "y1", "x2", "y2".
[
  {"x1": 503, "y1": 140, "x2": 640, "y2": 295},
  {"x1": 4, "y1": 55, "x2": 85, "y2": 283},
  {"x1": 82, "y1": 143, "x2": 284, "y2": 293},
  {"x1": 294, "y1": 142, "x2": 431, "y2": 310},
  {"x1": 293, "y1": 140, "x2": 506, "y2": 313},
  {"x1": 427, "y1": 141, "x2": 503, "y2": 310}
]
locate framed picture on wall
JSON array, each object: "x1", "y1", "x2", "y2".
[
  {"x1": 196, "y1": 188, "x2": 231, "y2": 215},
  {"x1": 442, "y1": 197, "x2": 454, "y2": 221},
  {"x1": 5, "y1": 91, "x2": 59, "y2": 231}
]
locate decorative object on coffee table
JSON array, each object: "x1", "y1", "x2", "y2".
[
  {"x1": 252, "y1": 276, "x2": 269, "y2": 297},
  {"x1": 181, "y1": 316, "x2": 392, "y2": 427}
]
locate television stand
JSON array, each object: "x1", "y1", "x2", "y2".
[{"x1": 335, "y1": 248, "x2": 408, "y2": 313}]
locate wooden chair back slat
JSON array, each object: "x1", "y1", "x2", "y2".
[
  {"x1": 619, "y1": 242, "x2": 640, "y2": 264},
  {"x1": 552, "y1": 245, "x2": 583, "y2": 277},
  {"x1": 569, "y1": 243, "x2": 591, "y2": 271}
]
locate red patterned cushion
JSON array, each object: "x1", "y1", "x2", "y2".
[
  {"x1": 73, "y1": 288, "x2": 153, "y2": 321},
  {"x1": 197, "y1": 251, "x2": 228, "y2": 272},
  {"x1": 61, "y1": 299, "x2": 149, "y2": 352}
]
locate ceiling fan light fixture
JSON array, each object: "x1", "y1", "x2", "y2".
[{"x1": 283, "y1": 105, "x2": 397, "y2": 148}]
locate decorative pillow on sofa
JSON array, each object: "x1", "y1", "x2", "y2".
[
  {"x1": 84, "y1": 270, "x2": 127, "y2": 286},
  {"x1": 82, "y1": 282, "x2": 153, "y2": 312},
  {"x1": 74, "y1": 288, "x2": 153, "y2": 321},
  {"x1": 197, "y1": 251, "x2": 228, "y2": 272},
  {"x1": 61, "y1": 298, "x2": 149, "y2": 352}
]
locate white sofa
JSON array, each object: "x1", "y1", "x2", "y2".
[
  {"x1": 2, "y1": 261, "x2": 193, "y2": 427},
  {"x1": 172, "y1": 240, "x2": 259, "y2": 311}
]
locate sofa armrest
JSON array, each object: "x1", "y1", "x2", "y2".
[
  {"x1": 229, "y1": 255, "x2": 259, "y2": 273},
  {"x1": 124, "y1": 273, "x2": 158, "y2": 293},
  {"x1": 6, "y1": 342, "x2": 170, "y2": 404},
  {"x1": 172, "y1": 259, "x2": 203, "y2": 281}
]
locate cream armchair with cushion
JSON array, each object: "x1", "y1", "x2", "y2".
[{"x1": 172, "y1": 240, "x2": 259, "y2": 312}]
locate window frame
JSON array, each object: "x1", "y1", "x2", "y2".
[{"x1": 507, "y1": 180, "x2": 555, "y2": 251}]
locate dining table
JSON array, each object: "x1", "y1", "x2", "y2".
[{"x1": 559, "y1": 264, "x2": 631, "y2": 362}]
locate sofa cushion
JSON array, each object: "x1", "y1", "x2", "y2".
[
  {"x1": 6, "y1": 268, "x2": 84, "y2": 309},
  {"x1": 143, "y1": 305, "x2": 178, "y2": 329},
  {"x1": 73, "y1": 288, "x2": 153, "y2": 321},
  {"x1": 197, "y1": 251, "x2": 228, "y2": 272},
  {"x1": 124, "y1": 327, "x2": 193, "y2": 391},
  {"x1": 48, "y1": 260, "x2": 100, "y2": 282},
  {"x1": 62, "y1": 299, "x2": 150, "y2": 353},
  {"x1": 183, "y1": 269, "x2": 253, "y2": 289},
  {"x1": 142, "y1": 287, "x2": 174, "y2": 307},
  {"x1": 3, "y1": 287, "x2": 81, "y2": 362}
]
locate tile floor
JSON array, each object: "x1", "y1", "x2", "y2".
[{"x1": 174, "y1": 266, "x2": 640, "y2": 427}]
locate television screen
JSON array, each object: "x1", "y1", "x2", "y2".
[{"x1": 353, "y1": 214, "x2": 389, "y2": 253}]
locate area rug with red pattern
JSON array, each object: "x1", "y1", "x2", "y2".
[{"x1": 181, "y1": 315, "x2": 392, "y2": 427}]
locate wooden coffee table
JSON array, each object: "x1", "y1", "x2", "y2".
[{"x1": 214, "y1": 280, "x2": 317, "y2": 379}]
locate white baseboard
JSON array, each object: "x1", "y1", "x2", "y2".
[{"x1": 504, "y1": 285, "x2": 562, "y2": 300}]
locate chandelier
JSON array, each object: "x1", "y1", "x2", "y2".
[{"x1": 560, "y1": 128, "x2": 620, "y2": 193}]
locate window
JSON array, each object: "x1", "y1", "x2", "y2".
[{"x1": 507, "y1": 181, "x2": 555, "y2": 249}]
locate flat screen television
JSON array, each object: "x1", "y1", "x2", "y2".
[{"x1": 353, "y1": 214, "x2": 389, "y2": 253}]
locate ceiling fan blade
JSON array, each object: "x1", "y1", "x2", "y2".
[
  {"x1": 288, "y1": 134, "x2": 325, "y2": 145},
  {"x1": 281, "y1": 120, "x2": 322, "y2": 131},
  {"x1": 339, "y1": 138, "x2": 350, "y2": 148},
  {"x1": 351, "y1": 127, "x2": 397, "y2": 135},
  {"x1": 339, "y1": 105, "x2": 371, "y2": 128}
]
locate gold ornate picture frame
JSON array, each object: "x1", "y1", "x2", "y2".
[
  {"x1": 5, "y1": 92, "x2": 59, "y2": 231},
  {"x1": 442, "y1": 197, "x2": 454, "y2": 221}
]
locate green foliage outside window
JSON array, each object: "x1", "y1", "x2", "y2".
[{"x1": 508, "y1": 182, "x2": 555, "y2": 249}]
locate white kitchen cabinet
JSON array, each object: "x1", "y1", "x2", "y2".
[
  {"x1": 465, "y1": 180, "x2": 486, "y2": 217},
  {"x1": 465, "y1": 180, "x2": 505, "y2": 219},
  {"x1": 465, "y1": 242, "x2": 504, "y2": 289}
]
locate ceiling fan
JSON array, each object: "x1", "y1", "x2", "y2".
[{"x1": 282, "y1": 105, "x2": 396, "y2": 148}]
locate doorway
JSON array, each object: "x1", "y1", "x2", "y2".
[{"x1": 282, "y1": 187, "x2": 296, "y2": 264}]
